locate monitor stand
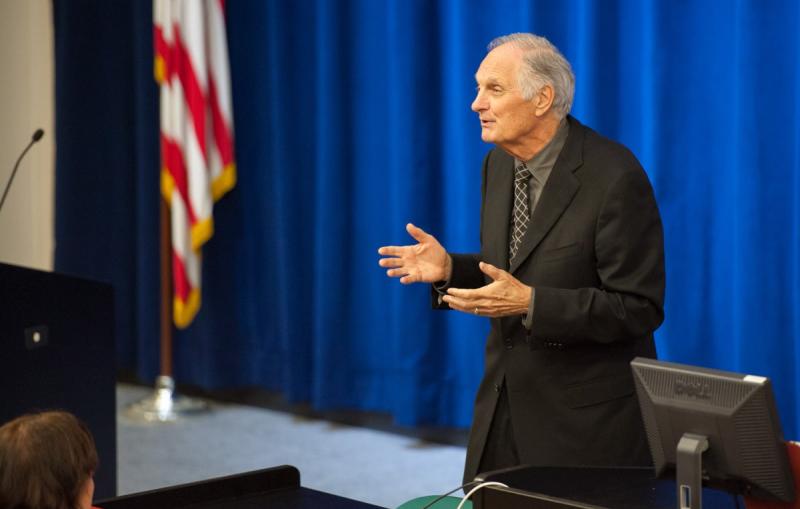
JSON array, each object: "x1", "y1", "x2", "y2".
[{"x1": 676, "y1": 433, "x2": 709, "y2": 509}]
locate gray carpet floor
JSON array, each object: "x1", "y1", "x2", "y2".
[{"x1": 116, "y1": 384, "x2": 467, "y2": 508}]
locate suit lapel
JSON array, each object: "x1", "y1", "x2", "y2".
[
  {"x1": 483, "y1": 150, "x2": 514, "y2": 270},
  {"x1": 509, "y1": 117, "x2": 584, "y2": 274}
]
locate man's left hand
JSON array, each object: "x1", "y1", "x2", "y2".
[{"x1": 442, "y1": 262, "x2": 532, "y2": 318}]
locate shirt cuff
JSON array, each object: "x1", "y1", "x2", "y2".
[{"x1": 522, "y1": 287, "x2": 535, "y2": 330}]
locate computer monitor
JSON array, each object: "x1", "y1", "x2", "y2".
[{"x1": 631, "y1": 357, "x2": 795, "y2": 509}]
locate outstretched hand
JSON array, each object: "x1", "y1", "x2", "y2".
[
  {"x1": 378, "y1": 223, "x2": 451, "y2": 284},
  {"x1": 442, "y1": 262, "x2": 532, "y2": 318}
]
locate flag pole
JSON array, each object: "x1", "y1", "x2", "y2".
[
  {"x1": 126, "y1": 0, "x2": 232, "y2": 422},
  {"x1": 123, "y1": 196, "x2": 209, "y2": 423},
  {"x1": 159, "y1": 195, "x2": 172, "y2": 378}
]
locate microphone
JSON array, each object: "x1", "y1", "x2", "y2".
[{"x1": 0, "y1": 129, "x2": 45, "y2": 215}]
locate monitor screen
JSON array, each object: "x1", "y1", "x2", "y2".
[{"x1": 631, "y1": 357, "x2": 795, "y2": 504}]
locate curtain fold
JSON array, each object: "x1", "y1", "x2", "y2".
[{"x1": 55, "y1": 0, "x2": 800, "y2": 434}]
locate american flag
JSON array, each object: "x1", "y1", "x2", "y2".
[{"x1": 153, "y1": 0, "x2": 235, "y2": 328}]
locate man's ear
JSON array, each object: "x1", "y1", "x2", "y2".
[
  {"x1": 534, "y1": 85, "x2": 555, "y2": 116},
  {"x1": 76, "y1": 476, "x2": 95, "y2": 509}
]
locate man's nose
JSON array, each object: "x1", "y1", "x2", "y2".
[{"x1": 471, "y1": 92, "x2": 486, "y2": 112}]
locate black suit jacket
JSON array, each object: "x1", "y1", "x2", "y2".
[{"x1": 440, "y1": 116, "x2": 665, "y2": 483}]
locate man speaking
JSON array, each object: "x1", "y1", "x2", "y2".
[{"x1": 378, "y1": 33, "x2": 665, "y2": 483}]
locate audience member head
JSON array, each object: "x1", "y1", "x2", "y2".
[{"x1": 0, "y1": 411, "x2": 98, "y2": 509}]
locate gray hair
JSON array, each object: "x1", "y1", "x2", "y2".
[{"x1": 488, "y1": 33, "x2": 575, "y2": 118}]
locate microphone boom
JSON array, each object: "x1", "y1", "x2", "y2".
[{"x1": 0, "y1": 129, "x2": 45, "y2": 215}]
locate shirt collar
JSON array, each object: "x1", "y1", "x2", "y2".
[{"x1": 517, "y1": 119, "x2": 570, "y2": 172}]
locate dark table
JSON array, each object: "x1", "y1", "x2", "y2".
[
  {"x1": 473, "y1": 466, "x2": 741, "y2": 509},
  {"x1": 96, "y1": 465, "x2": 387, "y2": 509}
]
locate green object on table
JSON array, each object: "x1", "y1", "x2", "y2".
[{"x1": 395, "y1": 495, "x2": 471, "y2": 509}]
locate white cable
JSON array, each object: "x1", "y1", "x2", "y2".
[{"x1": 456, "y1": 481, "x2": 509, "y2": 509}]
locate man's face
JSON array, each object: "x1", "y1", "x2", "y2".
[{"x1": 471, "y1": 44, "x2": 541, "y2": 150}]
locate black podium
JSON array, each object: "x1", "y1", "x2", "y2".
[
  {"x1": 96, "y1": 465, "x2": 386, "y2": 509},
  {"x1": 474, "y1": 466, "x2": 738, "y2": 509},
  {"x1": 0, "y1": 262, "x2": 117, "y2": 498}
]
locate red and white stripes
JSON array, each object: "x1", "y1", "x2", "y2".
[{"x1": 154, "y1": 0, "x2": 235, "y2": 328}]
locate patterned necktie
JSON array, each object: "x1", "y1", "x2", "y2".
[{"x1": 509, "y1": 163, "x2": 532, "y2": 261}]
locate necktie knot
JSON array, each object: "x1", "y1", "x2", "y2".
[{"x1": 515, "y1": 164, "x2": 531, "y2": 184}]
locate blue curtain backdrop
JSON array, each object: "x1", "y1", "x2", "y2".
[{"x1": 54, "y1": 0, "x2": 800, "y2": 434}]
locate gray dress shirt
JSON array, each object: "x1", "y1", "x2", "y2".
[{"x1": 519, "y1": 120, "x2": 570, "y2": 329}]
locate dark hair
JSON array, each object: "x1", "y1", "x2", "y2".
[{"x1": 0, "y1": 411, "x2": 98, "y2": 509}]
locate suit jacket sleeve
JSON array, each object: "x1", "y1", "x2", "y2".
[
  {"x1": 531, "y1": 167, "x2": 665, "y2": 345},
  {"x1": 430, "y1": 254, "x2": 485, "y2": 309}
]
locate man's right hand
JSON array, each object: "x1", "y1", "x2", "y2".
[{"x1": 378, "y1": 223, "x2": 451, "y2": 284}]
